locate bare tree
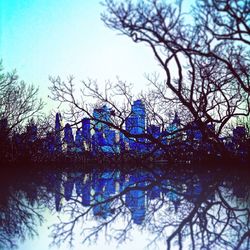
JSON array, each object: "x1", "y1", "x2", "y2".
[
  {"x1": 48, "y1": 0, "x2": 250, "y2": 161},
  {"x1": 100, "y1": 0, "x2": 249, "y2": 156},
  {"x1": 0, "y1": 62, "x2": 44, "y2": 134},
  {"x1": 194, "y1": 0, "x2": 250, "y2": 94}
]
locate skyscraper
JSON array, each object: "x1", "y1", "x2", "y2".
[
  {"x1": 93, "y1": 105, "x2": 112, "y2": 132},
  {"x1": 75, "y1": 128, "x2": 83, "y2": 152},
  {"x1": 64, "y1": 123, "x2": 74, "y2": 152},
  {"x1": 165, "y1": 112, "x2": 182, "y2": 143},
  {"x1": 125, "y1": 100, "x2": 146, "y2": 151},
  {"x1": 82, "y1": 118, "x2": 91, "y2": 150},
  {"x1": 55, "y1": 112, "x2": 62, "y2": 152},
  {"x1": 26, "y1": 121, "x2": 37, "y2": 143},
  {"x1": 125, "y1": 100, "x2": 146, "y2": 135}
]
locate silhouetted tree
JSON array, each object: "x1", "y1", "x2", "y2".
[
  {"x1": 0, "y1": 63, "x2": 44, "y2": 133},
  {"x1": 0, "y1": 62, "x2": 44, "y2": 162},
  {"x1": 49, "y1": 0, "x2": 249, "y2": 162},
  {"x1": 100, "y1": 0, "x2": 249, "y2": 158}
]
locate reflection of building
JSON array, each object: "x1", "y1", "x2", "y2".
[
  {"x1": 92, "y1": 172, "x2": 113, "y2": 219},
  {"x1": 82, "y1": 178, "x2": 91, "y2": 206},
  {"x1": 63, "y1": 174, "x2": 74, "y2": 201},
  {"x1": 55, "y1": 173, "x2": 63, "y2": 212},
  {"x1": 148, "y1": 185, "x2": 160, "y2": 200},
  {"x1": 125, "y1": 174, "x2": 146, "y2": 225}
]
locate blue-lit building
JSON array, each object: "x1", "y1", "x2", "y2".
[
  {"x1": 125, "y1": 100, "x2": 146, "y2": 152},
  {"x1": 102, "y1": 129, "x2": 119, "y2": 154},
  {"x1": 92, "y1": 106, "x2": 118, "y2": 154},
  {"x1": 64, "y1": 123, "x2": 74, "y2": 152},
  {"x1": 55, "y1": 113, "x2": 63, "y2": 152},
  {"x1": 125, "y1": 100, "x2": 146, "y2": 135},
  {"x1": 119, "y1": 132, "x2": 126, "y2": 152},
  {"x1": 146, "y1": 124, "x2": 161, "y2": 154},
  {"x1": 147, "y1": 125, "x2": 161, "y2": 138},
  {"x1": 75, "y1": 128, "x2": 83, "y2": 152},
  {"x1": 50, "y1": 99, "x2": 249, "y2": 160},
  {"x1": 165, "y1": 112, "x2": 182, "y2": 143},
  {"x1": 233, "y1": 125, "x2": 247, "y2": 156},
  {"x1": 93, "y1": 105, "x2": 112, "y2": 132},
  {"x1": 186, "y1": 122, "x2": 215, "y2": 143},
  {"x1": 26, "y1": 122, "x2": 37, "y2": 143},
  {"x1": 233, "y1": 125, "x2": 246, "y2": 142},
  {"x1": 92, "y1": 131, "x2": 106, "y2": 154},
  {"x1": 45, "y1": 132, "x2": 55, "y2": 154},
  {"x1": 82, "y1": 118, "x2": 91, "y2": 150}
]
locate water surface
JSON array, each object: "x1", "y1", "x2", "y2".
[{"x1": 1, "y1": 164, "x2": 249, "y2": 250}]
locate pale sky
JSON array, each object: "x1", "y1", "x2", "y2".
[{"x1": 0, "y1": 0, "x2": 165, "y2": 112}]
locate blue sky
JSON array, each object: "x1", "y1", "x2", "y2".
[{"x1": 0, "y1": 0, "x2": 163, "y2": 112}]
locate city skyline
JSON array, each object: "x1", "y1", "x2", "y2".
[{"x1": 1, "y1": 1, "x2": 249, "y2": 249}]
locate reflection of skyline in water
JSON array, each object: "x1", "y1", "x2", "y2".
[{"x1": 1, "y1": 166, "x2": 250, "y2": 250}]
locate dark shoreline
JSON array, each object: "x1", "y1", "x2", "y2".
[{"x1": 1, "y1": 156, "x2": 249, "y2": 172}]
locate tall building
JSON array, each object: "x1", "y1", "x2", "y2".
[
  {"x1": 147, "y1": 124, "x2": 161, "y2": 138},
  {"x1": 125, "y1": 100, "x2": 146, "y2": 135},
  {"x1": 125, "y1": 100, "x2": 146, "y2": 152},
  {"x1": 45, "y1": 132, "x2": 55, "y2": 154},
  {"x1": 92, "y1": 131, "x2": 106, "y2": 154},
  {"x1": 146, "y1": 125, "x2": 161, "y2": 153},
  {"x1": 233, "y1": 125, "x2": 246, "y2": 142},
  {"x1": 165, "y1": 112, "x2": 181, "y2": 142},
  {"x1": 82, "y1": 118, "x2": 91, "y2": 150},
  {"x1": 55, "y1": 113, "x2": 62, "y2": 152},
  {"x1": 93, "y1": 105, "x2": 112, "y2": 132},
  {"x1": 64, "y1": 123, "x2": 74, "y2": 152},
  {"x1": 92, "y1": 105, "x2": 118, "y2": 154},
  {"x1": 186, "y1": 122, "x2": 215, "y2": 142},
  {"x1": 26, "y1": 121, "x2": 37, "y2": 143},
  {"x1": 75, "y1": 128, "x2": 83, "y2": 152}
]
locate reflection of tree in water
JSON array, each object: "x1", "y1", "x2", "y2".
[
  {"x1": 0, "y1": 166, "x2": 249, "y2": 249},
  {"x1": 49, "y1": 166, "x2": 250, "y2": 250},
  {"x1": 0, "y1": 169, "x2": 53, "y2": 249}
]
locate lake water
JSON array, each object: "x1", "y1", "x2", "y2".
[{"x1": 1, "y1": 164, "x2": 249, "y2": 250}]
